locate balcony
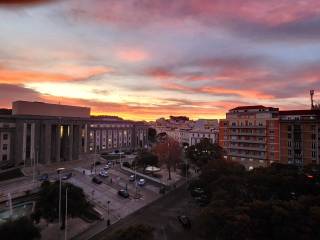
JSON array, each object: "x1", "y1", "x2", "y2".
[
  {"x1": 228, "y1": 152, "x2": 267, "y2": 160},
  {"x1": 229, "y1": 145, "x2": 266, "y2": 151},
  {"x1": 230, "y1": 132, "x2": 266, "y2": 136},
  {"x1": 229, "y1": 125, "x2": 265, "y2": 129},
  {"x1": 230, "y1": 139, "x2": 265, "y2": 144}
]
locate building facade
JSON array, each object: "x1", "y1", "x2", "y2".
[
  {"x1": 87, "y1": 119, "x2": 148, "y2": 154},
  {"x1": 0, "y1": 101, "x2": 148, "y2": 167},
  {"x1": 219, "y1": 105, "x2": 280, "y2": 169},
  {"x1": 279, "y1": 110, "x2": 320, "y2": 165},
  {"x1": 153, "y1": 116, "x2": 219, "y2": 146},
  {"x1": 219, "y1": 105, "x2": 320, "y2": 168}
]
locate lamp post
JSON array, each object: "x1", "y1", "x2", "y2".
[
  {"x1": 57, "y1": 167, "x2": 65, "y2": 229},
  {"x1": 107, "y1": 200, "x2": 110, "y2": 226},
  {"x1": 65, "y1": 187, "x2": 68, "y2": 240}
]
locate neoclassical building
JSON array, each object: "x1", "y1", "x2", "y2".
[{"x1": 0, "y1": 101, "x2": 148, "y2": 167}]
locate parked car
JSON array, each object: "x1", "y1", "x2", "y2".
[
  {"x1": 38, "y1": 173, "x2": 49, "y2": 181},
  {"x1": 177, "y1": 215, "x2": 191, "y2": 229},
  {"x1": 138, "y1": 178, "x2": 146, "y2": 186},
  {"x1": 104, "y1": 164, "x2": 111, "y2": 170},
  {"x1": 194, "y1": 195, "x2": 210, "y2": 207},
  {"x1": 118, "y1": 189, "x2": 129, "y2": 198},
  {"x1": 190, "y1": 187, "x2": 205, "y2": 197},
  {"x1": 62, "y1": 172, "x2": 72, "y2": 180},
  {"x1": 99, "y1": 170, "x2": 108, "y2": 177},
  {"x1": 92, "y1": 177, "x2": 102, "y2": 184},
  {"x1": 129, "y1": 175, "x2": 135, "y2": 182}
]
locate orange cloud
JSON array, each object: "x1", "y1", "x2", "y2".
[
  {"x1": 0, "y1": 65, "x2": 110, "y2": 84},
  {"x1": 200, "y1": 87, "x2": 274, "y2": 99},
  {"x1": 116, "y1": 48, "x2": 149, "y2": 62}
]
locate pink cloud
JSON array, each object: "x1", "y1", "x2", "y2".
[{"x1": 116, "y1": 48, "x2": 149, "y2": 62}]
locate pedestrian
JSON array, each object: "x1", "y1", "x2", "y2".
[
  {"x1": 83, "y1": 170, "x2": 85, "y2": 175},
  {"x1": 110, "y1": 178, "x2": 113, "y2": 184}
]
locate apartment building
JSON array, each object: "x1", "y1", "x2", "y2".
[
  {"x1": 279, "y1": 110, "x2": 320, "y2": 165},
  {"x1": 189, "y1": 129, "x2": 218, "y2": 146},
  {"x1": 219, "y1": 105, "x2": 280, "y2": 169}
]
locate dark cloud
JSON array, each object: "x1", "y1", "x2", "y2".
[
  {"x1": 0, "y1": 84, "x2": 44, "y2": 107},
  {"x1": 0, "y1": 0, "x2": 56, "y2": 5},
  {"x1": 69, "y1": 0, "x2": 320, "y2": 41}
]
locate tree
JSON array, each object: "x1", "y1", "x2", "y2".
[
  {"x1": 0, "y1": 217, "x2": 40, "y2": 240},
  {"x1": 186, "y1": 138, "x2": 224, "y2": 167},
  {"x1": 148, "y1": 128, "x2": 157, "y2": 143},
  {"x1": 34, "y1": 181, "x2": 92, "y2": 229},
  {"x1": 110, "y1": 224, "x2": 154, "y2": 240},
  {"x1": 193, "y1": 159, "x2": 320, "y2": 240},
  {"x1": 153, "y1": 137, "x2": 182, "y2": 180},
  {"x1": 135, "y1": 150, "x2": 159, "y2": 171}
]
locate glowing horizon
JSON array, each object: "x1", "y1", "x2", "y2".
[{"x1": 1, "y1": 0, "x2": 320, "y2": 121}]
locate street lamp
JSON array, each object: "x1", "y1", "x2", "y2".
[
  {"x1": 56, "y1": 167, "x2": 65, "y2": 228},
  {"x1": 65, "y1": 187, "x2": 68, "y2": 240},
  {"x1": 107, "y1": 200, "x2": 111, "y2": 226}
]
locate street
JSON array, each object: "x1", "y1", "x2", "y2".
[{"x1": 74, "y1": 184, "x2": 201, "y2": 240}]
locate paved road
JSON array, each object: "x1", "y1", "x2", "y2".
[{"x1": 73, "y1": 183, "x2": 201, "y2": 240}]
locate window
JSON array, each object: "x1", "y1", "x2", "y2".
[
  {"x1": 2, "y1": 144, "x2": 8, "y2": 150},
  {"x1": 288, "y1": 125, "x2": 292, "y2": 131},
  {"x1": 312, "y1": 151, "x2": 316, "y2": 159},
  {"x1": 2, "y1": 155, "x2": 7, "y2": 161},
  {"x1": 3, "y1": 134, "x2": 8, "y2": 140}
]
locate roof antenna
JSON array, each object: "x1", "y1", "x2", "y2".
[{"x1": 310, "y1": 90, "x2": 314, "y2": 110}]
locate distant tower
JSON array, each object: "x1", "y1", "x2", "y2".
[{"x1": 310, "y1": 90, "x2": 314, "y2": 110}]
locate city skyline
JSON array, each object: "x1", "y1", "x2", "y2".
[{"x1": 1, "y1": 0, "x2": 320, "y2": 121}]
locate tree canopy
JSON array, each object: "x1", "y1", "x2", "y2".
[
  {"x1": 147, "y1": 128, "x2": 157, "y2": 143},
  {"x1": 191, "y1": 161, "x2": 320, "y2": 240},
  {"x1": 134, "y1": 150, "x2": 159, "y2": 169},
  {"x1": 0, "y1": 217, "x2": 40, "y2": 240},
  {"x1": 153, "y1": 137, "x2": 182, "y2": 180},
  {"x1": 33, "y1": 181, "x2": 92, "y2": 228},
  {"x1": 186, "y1": 138, "x2": 224, "y2": 167}
]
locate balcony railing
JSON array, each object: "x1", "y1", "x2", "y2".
[
  {"x1": 228, "y1": 153, "x2": 267, "y2": 160},
  {"x1": 229, "y1": 146, "x2": 266, "y2": 151}
]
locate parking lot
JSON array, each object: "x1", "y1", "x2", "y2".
[{"x1": 66, "y1": 161, "x2": 161, "y2": 224}]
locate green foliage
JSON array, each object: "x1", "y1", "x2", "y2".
[
  {"x1": 35, "y1": 181, "x2": 91, "y2": 223},
  {"x1": 110, "y1": 224, "x2": 154, "y2": 240},
  {"x1": 148, "y1": 128, "x2": 157, "y2": 143},
  {"x1": 186, "y1": 138, "x2": 224, "y2": 166},
  {"x1": 135, "y1": 150, "x2": 159, "y2": 169},
  {"x1": 193, "y1": 161, "x2": 320, "y2": 240},
  {"x1": 0, "y1": 217, "x2": 40, "y2": 240}
]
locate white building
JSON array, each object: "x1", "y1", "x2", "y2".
[{"x1": 153, "y1": 116, "x2": 219, "y2": 146}]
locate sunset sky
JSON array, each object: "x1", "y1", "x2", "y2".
[{"x1": 1, "y1": 0, "x2": 320, "y2": 120}]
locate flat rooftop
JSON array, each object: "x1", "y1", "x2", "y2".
[{"x1": 12, "y1": 101, "x2": 90, "y2": 118}]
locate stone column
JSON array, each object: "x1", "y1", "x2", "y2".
[
  {"x1": 56, "y1": 124, "x2": 61, "y2": 162},
  {"x1": 22, "y1": 123, "x2": 27, "y2": 165},
  {"x1": 44, "y1": 123, "x2": 52, "y2": 164},
  {"x1": 68, "y1": 125, "x2": 73, "y2": 161}
]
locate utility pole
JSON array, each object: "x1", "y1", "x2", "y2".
[
  {"x1": 65, "y1": 187, "x2": 68, "y2": 240},
  {"x1": 57, "y1": 167, "x2": 65, "y2": 229},
  {"x1": 107, "y1": 200, "x2": 110, "y2": 226}
]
